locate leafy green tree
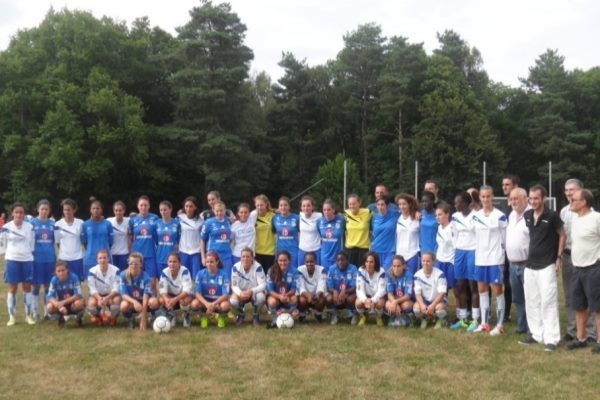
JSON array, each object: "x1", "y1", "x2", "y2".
[{"x1": 313, "y1": 154, "x2": 366, "y2": 210}]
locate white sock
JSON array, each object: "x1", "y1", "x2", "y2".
[
  {"x1": 7, "y1": 292, "x2": 16, "y2": 317},
  {"x1": 472, "y1": 307, "x2": 480, "y2": 322},
  {"x1": 458, "y1": 308, "x2": 467, "y2": 321},
  {"x1": 24, "y1": 292, "x2": 34, "y2": 316},
  {"x1": 496, "y1": 294, "x2": 505, "y2": 326},
  {"x1": 479, "y1": 292, "x2": 490, "y2": 325}
]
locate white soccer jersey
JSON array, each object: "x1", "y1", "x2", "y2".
[
  {"x1": 473, "y1": 208, "x2": 507, "y2": 266},
  {"x1": 231, "y1": 261, "x2": 267, "y2": 295},
  {"x1": 88, "y1": 264, "x2": 121, "y2": 296},
  {"x1": 451, "y1": 210, "x2": 476, "y2": 250},
  {"x1": 356, "y1": 267, "x2": 387, "y2": 302},
  {"x1": 158, "y1": 265, "x2": 193, "y2": 296},
  {"x1": 178, "y1": 214, "x2": 203, "y2": 254},
  {"x1": 436, "y1": 223, "x2": 454, "y2": 263},
  {"x1": 299, "y1": 212, "x2": 323, "y2": 252},
  {"x1": 231, "y1": 219, "x2": 256, "y2": 257},
  {"x1": 107, "y1": 217, "x2": 129, "y2": 255},
  {"x1": 395, "y1": 214, "x2": 420, "y2": 259},
  {"x1": 296, "y1": 264, "x2": 327, "y2": 295},
  {"x1": 55, "y1": 218, "x2": 84, "y2": 261},
  {"x1": 2, "y1": 221, "x2": 35, "y2": 261},
  {"x1": 414, "y1": 267, "x2": 447, "y2": 302}
]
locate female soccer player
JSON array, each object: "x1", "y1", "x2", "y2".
[
  {"x1": 191, "y1": 252, "x2": 231, "y2": 328},
  {"x1": 317, "y1": 199, "x2": 346, "y2": 268},
  {"x1": 158, "y1": 252, "x2": 193, "y2": 328},
  {"x1": 355, "y1": 252, "x2": 387, "y2": 327},
  {"x1": 55, "y1": 198, "x2": 85, "y2": 282},
  {"x1": 472, "y1": 185, "x2": 507, "y2": 336},
  {"x1": 128, "y1": 195, "x2": 158, "y2": 290},
  {"x1": 435, "y1": 202, "x2": 455, "y2": 293},
  {"x1": 326, "y1": 251, "x2": 358, "y2": 325},
  {"x1": 87, "y1": 249, "x2": 121, "y2": 326},
  {"x1": 155, "y1": 201, "x2": 180, "y2": 273},
  {"x1": 266, "y1": 250, "x2": 299, "y2": 328},
  {"x1": 81, "y1": 200, "x2": 113, "y2": 275},
  {"x1": 272, "y1": 196, "x2": 300, "y2": 269},
  {"x1": 46, "y1": 260, "x2": 85, "y2": 327},
  {"x1": 296, "y1": 252, "x2": 327, "y2": 322},
  {"x1": 119, "y1": 252, "x2": 159, "y2": 330},
  {"x1": 231, "y1": 203, "x2": 256, "y2": 265},
  {"x1": 30, "y1": 199, "x2": 56, "y2": 320},
  {"x1": 298, "y1": 196, "x2": 323, "y2": 266},
  {"x1": 386, "y1": 255, "x2": 415, "y2": 327},
  {"x1": 395, "y1": 193, "x2": 421, "y2": 275},
  {"x1": 178, "y1": 196, "x2": 203, "y2": 279},
  {"x1": 344, "y1": 194, "x2": 372, "y2": 267},
  {"x1": 413, "y1": 252, "x2": 448, "y2": 329},
  {"x1": 107, "y1": 201, "x2": 130, "y2": 271},
  {"x1": 420, "y1": 191, "x2": 438, "y2": 253},
  {"x1": 371, "y1": 197, "x2": 399, "y2": 270},
  {"x1": 201, "y1": 201, "x2": 233, "y2": 276},
  {"x1": 2, "y1": 202, "x2": 35, "y2": 326},
  {"x1": 451, "y1": 192, "x2": 479, "y2": 330},
  {"x1": 200, "y1": 190, "x2": 236, "y2": 221},
  {"x1": 230, "y1": 247, "x2": 267, "y2": 326},
  {"x1": 250, "y1": 194, "x2": 276, "y2": 272}
]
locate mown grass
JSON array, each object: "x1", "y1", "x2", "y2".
[{"x1": 1, "y1": 259, "x2": 599, "y2": 400}]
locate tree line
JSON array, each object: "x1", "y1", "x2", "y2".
[{"x1": 1, "y1": 1, "x2": 598, "y2": 215}]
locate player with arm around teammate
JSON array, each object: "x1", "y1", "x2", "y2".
[
  {"x1": 326, "y1": 251, "x2": 358, "y2": 325},
  {"x1": 386, "y1": 255, "x2": 415, "y2": 327},
  {"x1": 158, "y1": 252, "x2": 193, "y2": 328},
  {"x1": 119, "y1": 252, "x2": 159, "y2": 331},
  {"x1": 46, "y1": 260, "x2": 85, "y2": 328},
  {"x1": 355, "y1": 252, "x2": 387, "y2": 327},
  {"x1": 230, "y1": 247, "x2": 266, "y2": 326},
  {"x1": 87, "y1": 249, "x2": 121, "y2": 327},
  {"x1": 266, "y1": 250, "x2": 300, "y2": 328},
  {"x1": 296, "y1": 252, "x2": 327, "y2": 322},
  {"x1": 413, "y1": 252, "x2": 448, "y2": 329},
  {"x1": 191, "y1": 251, "x2": 231, "y2": 329}
]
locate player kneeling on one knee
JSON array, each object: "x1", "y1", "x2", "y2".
[
  {"x1": 297, "y1": 252, "x2": 327, "y2": 322},
  {"x1": 119, "y1": 252, "x2": 160, "y2": 331},
  {"x1": 326, "y1": 251, "x2": 358, "y2": 325},
  {"x1": 87, "y1": 249, "x2": 121, "y2": 327},
  {"x1": 355, "y1": 252, "x2": 387, "y2": 327},
  {"x1": 230, "y1": 248, "x2": 266, "y2": 326},
  {"x1": 46, "y1": 261, "x2": 85, "y2": 327},
  {"x1": 385, "y1": 255, "x2": 415, "y2": 327},
  {"x1": 191, "y1": 252, "x2": 231, "y2": 328},
  {"x1": 413, "y1": 252, "x2": 448, "y2": 329},
  {"x1": 266, "y1": 251, "x2": 299, "y2": 328},
  {"x1": 158, "y1": 252, "x2": 194, "y2": 328}
]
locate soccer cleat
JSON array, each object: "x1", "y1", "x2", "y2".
[
  {"x1": 200, "y1": 316, "x2": 209, "y2": 329},
  {"x1": 330, "y1": 314, "x2": 339, "y2": 326},
  {"x1": 58, "y1": 316, "x2": 66, "y2": 328},
  {"x1": 350, "y1": 314, "x2": 359, "y2": 326},
  {"x1": 90, "y1": 315, "x2": 104, "y2": 327},
  {"x1": 519, "y1": 336, "x2": 538, "y2": 345},
  {"x1": 489, "y1": 325, "x2": 504, "y2": 336},
  {"x1": 420, "y1": 318, "x2": 428, "y2": 329},
  {"x1": 235, "y1": 314, "x2": 245, "y2": 326},
  {"x1": 434, "y1": 319, "x2": 445, "y2": 329},
  {"x1": 108, "y1": 317, "x2": 118, "y2": 327},
  {"x1": 26, "y1": 315, "x2": 36, "y2": 325},
  {"x1": 217, "y1": 314, "x2": 226, "y2": 328},
  {"x1": 227, "y1": 310, "x2": 236, "y2": 320},
  {"x1": 169, "y1": 315, "x2": 177, "y2": 328},
  {"x1": 466, "y1": 320, "x2": 479, "y2": 332},
  {"x1": 252, "y1": 316, "x2": 261, "y2": 327},
  {"x1": 544, "y1": 344, "x2": 557, "y2": 352},
  {"x1": 357, "y1": 315, "x2": 367, "y2": 326},
  {"x1": 473, "y1": 323, "x2": 491, "y2": 333},
  {"x1": 183, "y1": 313, "x2": 191, "y2": 328},
  {"x1": 6, "y1": 316, "x2": 16, "y2": 327},
  {"x1": 376, "y1": 316, "x2": 384, "y2": 327},
  {"x1": 450, "y1": 320, "x2": 469, "y2": 330},
  {"x1": 562, "y1": 333, "x2": 574, "y2": 342},
  {"x1": 566, "y1": 339, "x2": 587, "y2": 350},
  {"x1": 314, "y1": 313, "x2": 323, "y2": 323}
]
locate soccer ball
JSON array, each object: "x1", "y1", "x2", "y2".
[
  {"x1": 276, "y1": 313, "x2": 294, "y2": 329},
  {"x1": 153, "y1": 316, "x2": 171, "y2": 333}
]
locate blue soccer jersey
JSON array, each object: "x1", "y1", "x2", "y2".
[
  {"x1": 317, "y1": 215, "x2": 346, "y2": 267},
  {"x1": 371, "y1": 210, "x2": 399, "y2": 253},
  {"x1": 155, "y1": 218, "x2": 181, "y2": 266},
  {"x1": 327, "y1": 262, "x2": 358, "y2": 292},
  {"x1": 46, "y1": 272, "x2": 82, "y2": 301},
  {"x1": 194, "y1": 268, "x2": 230, "y2": 301},
  {"x1": 201, "y1": 217, "x2": 233, "y2": 257},
  {"x1": 129, "y1": 214, "x2": 158, "y2": 259},
  {"x1": 119, "y1": 270, "x2": 153, "y2": 301},
  {"x1": 81, "y1": 219, "x2": 114, "y2": 268},
  {"x1": 420, "y1": 209, "x2": 439, "y2": 253},
  {"x1": 272, "y1": 213, "x2": 300, "y2": 254},
  {"x1": 30, "y1": 217, "x2": 57, "y2": 263},
  {"x1": 267, "y1": 269, "x2": 297, "y2": 294},
  {"x1": 386, "y1": 270, "x2": 415, "y2": 300}
]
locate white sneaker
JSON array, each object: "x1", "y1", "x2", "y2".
[
  {"x1": 330, "y1": 314, "x2": 339, "y2": 325},
  {"x1": 489, "y1": 325, "x2": 504, "y2": 336},
  {"x1": 6, "y1": 316, "x2": 16, "y2": 326},
  {"x1": 350, "y1": 314, "x2": 359, "y2": 325},
  {"x1": 26, "y1": 315, "x2": 36, "y2": 325}
]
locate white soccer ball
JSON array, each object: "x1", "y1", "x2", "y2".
[
  {"x1": 153, "y1": 316, "x2": 171, "y2": 333},
  {"x1": 276, "y1": 312, "x2": 294, "y2": 329}
]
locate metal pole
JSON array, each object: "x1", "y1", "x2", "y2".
[
  {"x1": 549, "y1": 161, "x2": 552, "y2": 200},
  {"x1": 483, "y1": 161, "x2": 487, "y2": 186},
  {"x1": 414, "y1": 161, "x2": 418, "y2": 197},
  {"x1": 398, "y1": 109, "x2": 402, "y2": 192},
  {"x1": 343, "y1": 159, "x2": 347, "y2": 210}
]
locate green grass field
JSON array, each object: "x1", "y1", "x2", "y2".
[{"x1": 1, "y1": 260, "x2": 599, "y2": 400}]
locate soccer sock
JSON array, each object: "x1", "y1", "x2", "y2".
[
  {"x1": 357, "y1": 307, "x2": 365, "y2": 315},
  {"x1": 24, "y1": 292, "x2": 34, "y2": 316},
  {"x1": 88, "y1": 306, "x2": 100, "y2": 316},
  {"x1": 413, "y1": 308, "x2": 422, "y2": 318},
  {"x1": 7, "y1": 292, "x2": 16, "y2": 317},
  {"x1": 472, "y1": 308, "x2": 480, "y2": 322},
  {"x1": 479, "y1": 292, "x2": 490, "y2": 325},
  {"x1": 110, "y1": 304, "x2": 120, "y2": 318},
  {"x1": 269, "y1": 306, "x2": 278, "y2": 322},
  {"x1": 436, "y1": 309, "x2": 447, "y2": 320},
  {"x1": 496, "y1": 294, "x2": 505, "y2": 326},
  {"x1": 230, "y1": 297, "x2": 242, "y2": 313},
  {"x1": 458, "y1": 308, "x2": 467, "y2": 321}
]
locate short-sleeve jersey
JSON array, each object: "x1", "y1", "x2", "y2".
[
  {"x1": 344, "y1": 208, "x2": 372, "y2": 249},
  {"x1": 201, "y1": 217, "x2": 233, "y2": 256},
  {"x1": 299, "y1": 212, "x2": 323, "y2": 252},
  {"x1": 414, "y1": 267, "x2": 447, "y2": 302},
  {"x1": 386, "y1": 270, "x2": 414, "y2": 299},
  {"x1": 371, "y1": 210, "x2": 399, "y2": 253},
  {"x1": 451, "y1": 210, "x2": 476, "y2": 251},
  {"x1": 87, "y1": 264, "x2": 120, "y2": 296},
  {"x1": 356, "y1": 267, "x2": 387, "y2": 302},
  {"x1": 420, "y1": 209, "x2": 438, "y2": 253},
  {"x1": 29, "y1": 217, "x2": 56, "y2": 263},
  {"x1": 267, "y1": 268, "x2": 297, "y2": 294},
  {"x1": 107, "y1": 217, "x2": 130, "y2": 256},
  {"x1": 272, "y1": 213, "x2": 300, "y2": 253},
  {"x1": 194, "y1": 268, "x2": 230, "y2": 301},
  {"x1": 231, "y1": 219, "x2": 256, "y2": 257},
  {"x1": 155, "y1": 218, "x2": 181, "y2": 265},
  {"x1": 119, "y1": 270, "x2": 153, "y2": 301},
  {"x1": 317, "y1": 215, "x2": 346, "y2": 263},
  {"x1": 435, "y1": 223, "x2": 454, "y2": 263},
  {"x1": 250, "y1": 210, "x2": 276, "y2": 256},
  {"x1": 327, "y1": 262, "x2": 358, "y2": 292},
  {"x1": 178, "y1": 214, "x2": 203, "y2": 255},
  {"x1": 47, "y1": 272, "x2": 82, "y2": 301},
  {"x1": 2, "y1": 221, "x2": 35, "y2": 262},
  {"x1": 158, "y1": 265, "x2": 193, "y2": 296},
  {"x1": 129, "y1": 214, "x2": 158, "y2": 258},
  {"x1": 395, "y1": 214, "x2": 420, "y2": 260},
  {"x1": 81, "y1": 218, "x2": 114, "y2": 267},
  {"x1": 55, "y1": 218, "x2": 84, "y2": 261},
  {"x1": 473, "y1": 208, "x2": 507, "y2": 266},
  {"x1": 231, "y1": 261, "x2": 266, "y2": 294},
  {"x1": 296, "y1": 264, "x2": 327, "y2": 295}
]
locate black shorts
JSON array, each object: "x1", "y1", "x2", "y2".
[{"x1": 571, "y1": 264, "x2": 600, "y2": 312}]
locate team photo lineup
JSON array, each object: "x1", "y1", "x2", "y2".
[{"x1": 2, "y1": 176, "x2": 600, "y2": 354}]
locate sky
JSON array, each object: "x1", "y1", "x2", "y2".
[{"x1": 0, "y1": 0, "x2": 598, "y2": 87}]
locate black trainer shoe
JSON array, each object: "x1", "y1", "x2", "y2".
[
  {"x1": 566, "y1": 340, "x2": 587, "y2": 350},
  {"x1": 518, "y1": 336, "x2": 538, "y2": 345},
  {"x1": 544, "y1": 344, "x2": 557, "y2": 352}
]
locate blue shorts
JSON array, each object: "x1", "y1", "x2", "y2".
[
  {"x1": 405, "y1": 254, "x2": 420, "y2": 275},
  {"x1": 66, "y1": 259, "x2": 84, "y2": 282},
  {"x1": 436, "y1": 261, "x2": 455, "y2": 288},
  {"x1": 180, "y1": 252, "x2": 202, "y2": 278},
  {"x1": 33, "y1": 261, "x2": 55, "y2": 285},
  {"x1": 474, "y1": 265, "x2": 503, "y2": 285},
  {"x1": 454, "y1": 249, "x2": 474, "y2": 280},
  {"x1": 143, "y1": 257, "x2": 160, "y2": 279},
  {"x1": 218, "y1": 252, "x2": 233, "y2": 279},
  {"x1": 112, "y1": 254, "x2": 129, "y2": 271},
  {"x1": 4, "y1": 260, "x2": 34, "y2": 284},
  {"x1": 298, "y1": 249, "x2": 321, "y2": 267},
  {"x1": 377, "y1": 252, "x2": 395, "y2": 272}
]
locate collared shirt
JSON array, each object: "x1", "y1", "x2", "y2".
[
  {"x1": 524, "y1": 207, "x2": 563, "y2": 269},
  {"x1": 506, "y1": 206, "x2": 531, "y2": 262}
]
